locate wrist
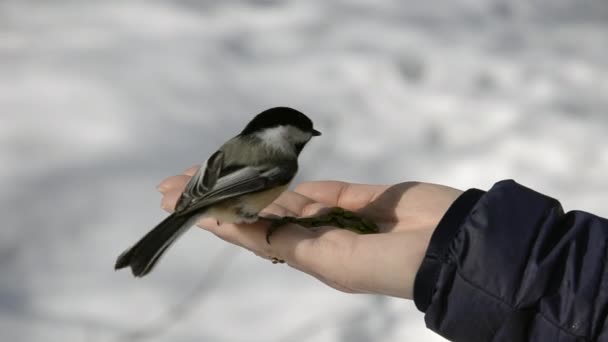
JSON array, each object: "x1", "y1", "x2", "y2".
[
  {"x1": 352, "y1": 227, "x2": 434, "y2": 299},
  {"x1": 414, "y1": 188, "x2": 486, "y2": 311}
]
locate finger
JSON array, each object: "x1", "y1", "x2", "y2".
[
  {"x1": 182, "y1": 165, "x2": 200, "y2": 176},
  {"x1": 204, "y1": 219, "x2": 318, "y2": 259},
  {"x1": 273, "y1": 191, "x2": 326, "y2": 217},
  {"x1": 294, "y1": 181, "x2": 389, "y2": 211},
  {"x1": 260, "y1": 202, "x2": 297, "y2": 217},
  {"x1": 192, "y1": 206, "x2": 364, "y2": 287},
  {"x1": 252, "y1": 250, "x2": 274, "y2": 261},
  {"x1": 194, "y1": 202, "x2": 295, "y2": 246},
  {"x1": 299, "y1": 202, "x2": 332, "y2": 217},
  {"x1": 157, "y1": 175, "x2": 191, "y2": 194},
  {"x1": 194, "y1": 203, "x2": 325, "y2": 267},
  {"x1": 157, "y1": 165, "x2": 199, "y2": 193},
  {"x1": 195, "y1": 216, "x2": 221, "y2": 233},
  {"x1": 160, "y1": 189, "x2": 182, "y2": 212}
]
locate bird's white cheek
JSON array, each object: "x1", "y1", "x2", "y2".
[{"x1": 256, "y1": 126, "x2": 290, "y2": 153}]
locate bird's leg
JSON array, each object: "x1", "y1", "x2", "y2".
[{"x1": 263, "y1": 207, "x2": 379, "y2": 244}]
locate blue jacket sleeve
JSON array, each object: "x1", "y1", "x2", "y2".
[{"x1": 413, "y1": 180, "x2": 608, "y2": 342}]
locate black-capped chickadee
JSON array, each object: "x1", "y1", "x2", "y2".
[{"x1": 115, "y1": 107, "x2": 321, "y2": 277}]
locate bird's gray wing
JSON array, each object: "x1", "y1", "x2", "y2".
[
  {"x1": 176, "y1": 159, "x2": 297, "y2": 215},
  {"x1": 183, "y1": 150, "x2": 224, "y2": 198}
]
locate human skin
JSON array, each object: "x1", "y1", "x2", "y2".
[{"x1": 157, "y1": 166, "x2": 463, "y2": 299}]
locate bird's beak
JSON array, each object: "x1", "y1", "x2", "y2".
[{"x1": 312, "y1": 129, "x2": 322, "y2": 136}]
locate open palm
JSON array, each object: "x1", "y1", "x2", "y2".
[{"x1": 158, "y1": 166, "x2": 462, "y2": 299}]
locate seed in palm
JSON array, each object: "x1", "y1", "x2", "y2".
[{"x1": 264, "y1": 207, "x2": 379, "y2": 244}]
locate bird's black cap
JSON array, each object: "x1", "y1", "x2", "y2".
[{"x1": 240, "y1": 107, "x2": 321, "y2": 136}]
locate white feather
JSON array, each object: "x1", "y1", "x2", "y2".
[{"x1": 255, "y1": 125, "x2": 311, "y2": 154}]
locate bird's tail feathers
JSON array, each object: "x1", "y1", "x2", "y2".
[{"x1": 115, "y1": 213, "x2": 193, "y2": 277}]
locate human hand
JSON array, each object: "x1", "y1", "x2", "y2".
[{"x1": 158, "y1": 166, "x2": 463, "y2": 299}]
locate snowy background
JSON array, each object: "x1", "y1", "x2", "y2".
[{"x1": 2, "y1": 0, "x2": 608, "y2": 341}]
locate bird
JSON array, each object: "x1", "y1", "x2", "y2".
[{"x1": 115, "y1": 107, "x2": 321, "y2": 277}]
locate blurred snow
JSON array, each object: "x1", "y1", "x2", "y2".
[{"x1": 1, "y1": 0, "x2": 607, "y2": 341}]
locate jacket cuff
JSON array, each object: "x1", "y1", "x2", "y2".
[{"x1": 414, "y1": 188, "x2": 485, "y2": 312}]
